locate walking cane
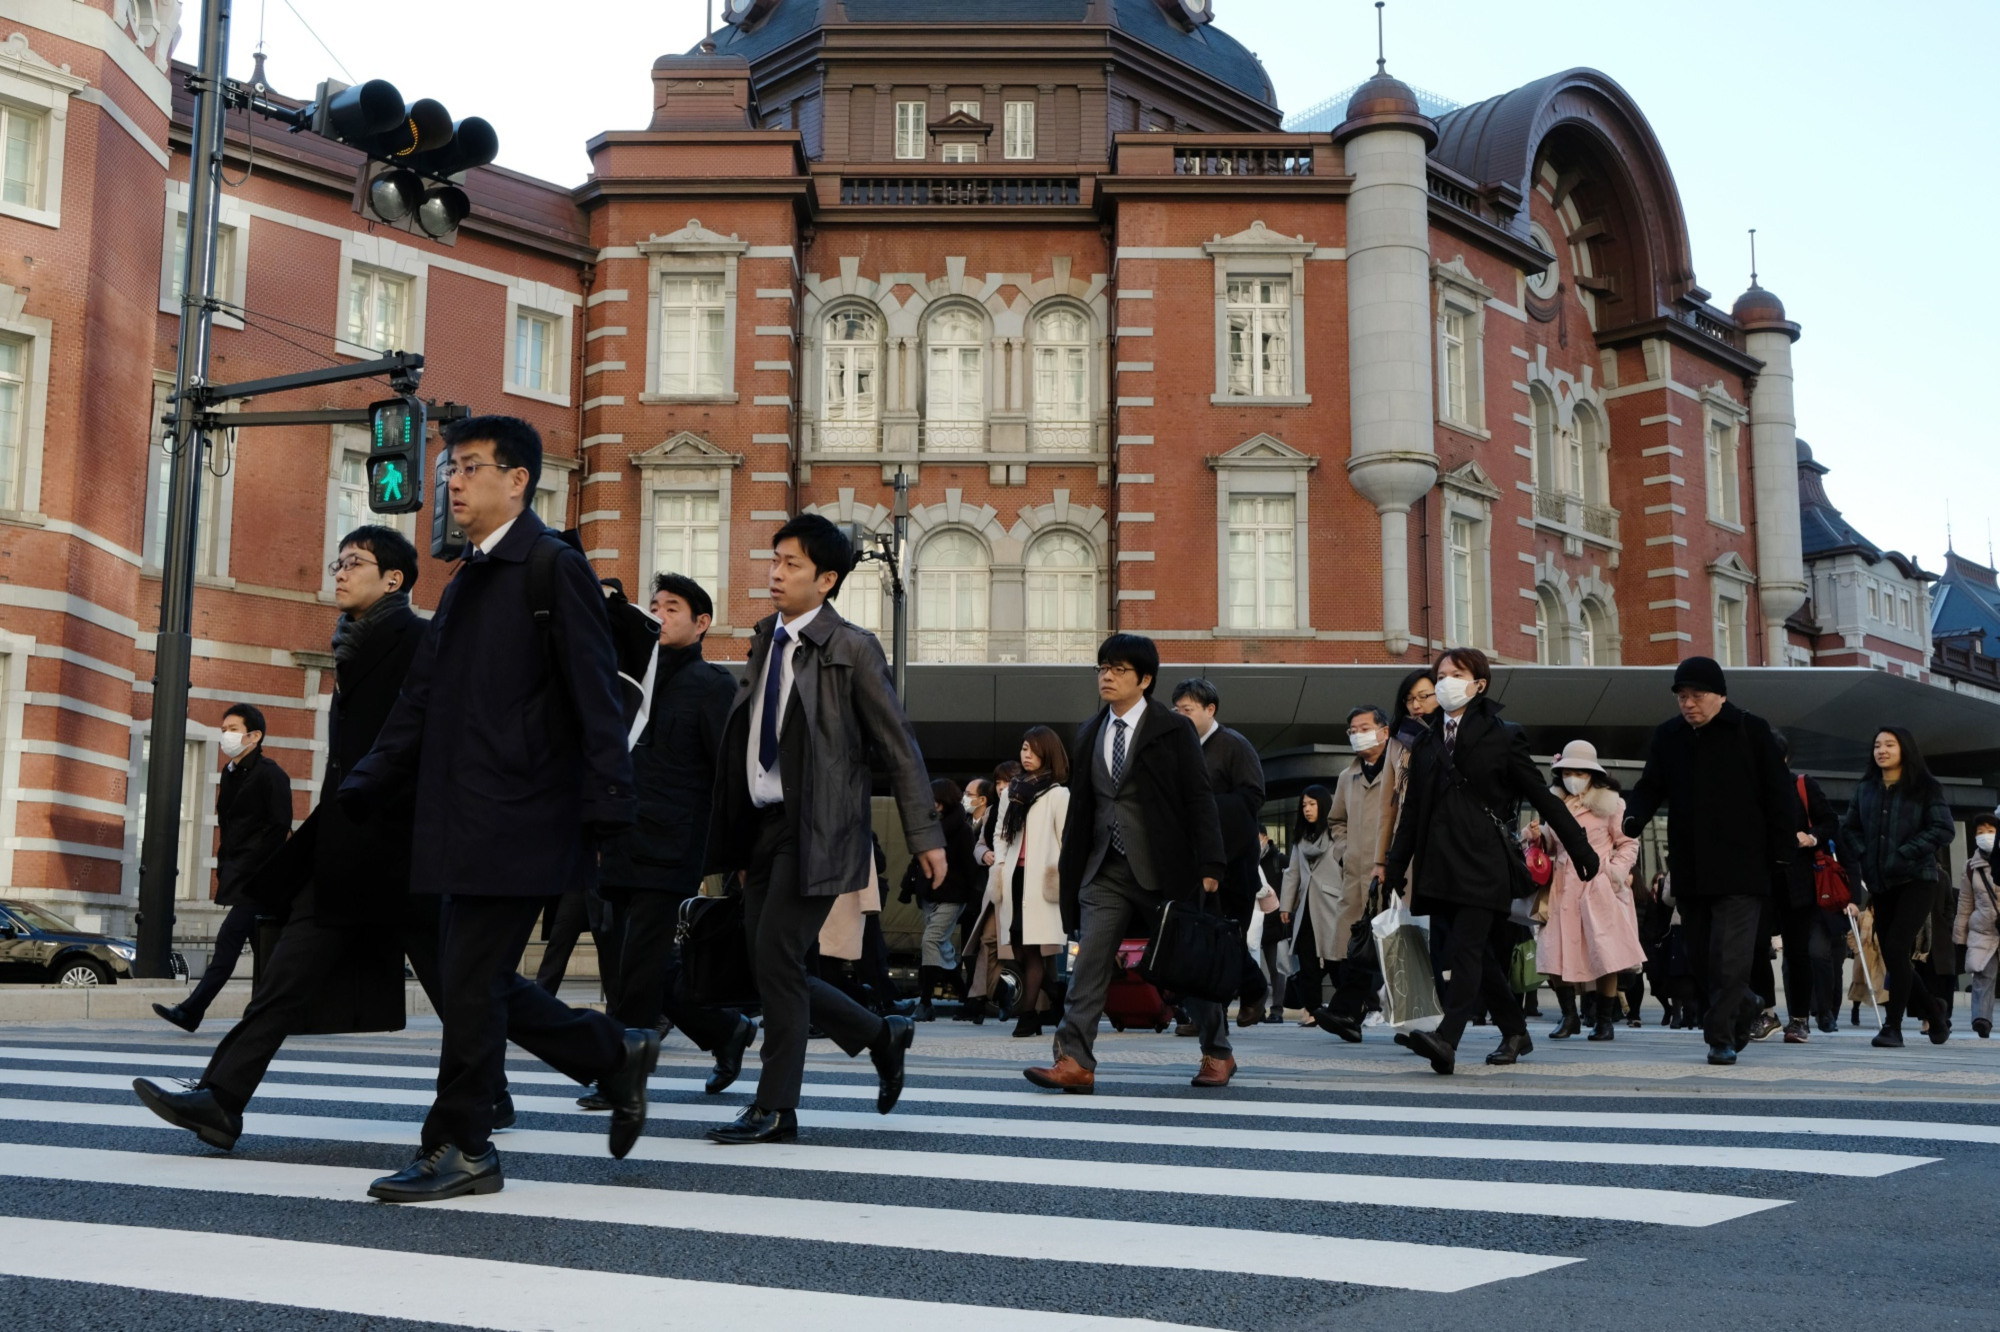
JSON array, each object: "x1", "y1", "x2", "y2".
[{"x1": 1848, "y1": 914, "x2": 1886, "y2": 1028}]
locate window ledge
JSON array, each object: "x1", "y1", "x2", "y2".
[
  {"x1": 503, "y1": 382, "x2": 572, "y2": 408},
  {"x1": 0, "y1": 509, "x2": 50, "y2": 530},
  {"x1": 0, "y1": 200, "x2": 59, "y2": 230},
  {"x1": 1210, "y1": 626, "x2": 1316, "y2": 639},
  {"x1": 1531, "y1": 515, "x2": 1622, "y2": 551},
  {"x1": 1707, "y1": 516, "x2": 1746, "y2": 535},
  {"x1": 1437, "y1": 418, "x2": 1491, "y2": 440},
  {"x1": 1210, "y1": 394, "x2": 1313, "y2": 407},
  {"x1": 194, "y1": 574, "x2": 237, "y2": 590},
  {"x1": 640, "y1": 392, "x2": 739, "y2": 405},
  {"x1": 334, "y1": 339, "x2": 407, "y2": 362},
  {"x1": 803, "y1": 449, "x2": 1108, "y2": 467}
]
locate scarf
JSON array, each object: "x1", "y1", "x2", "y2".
[
  {"x1": 1002, "y1": 769, "x2": 1057, "y2": 844},
  {"x1": 331, "y1": 589, "x2": 410, "y2": 669}
]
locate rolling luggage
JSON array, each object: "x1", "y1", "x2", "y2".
[{"x1": 1105, "y1": 938, "x2": 1173, "y2": 1032}]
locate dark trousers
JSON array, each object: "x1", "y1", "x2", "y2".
[
  {"x1": 1775, "y1": 894, "x2": 1843, "y2": 1022},
  {"x1": 1256, "y1": 916, "x2": 1283, "y2": 1007},
  {"x1": 742, "y1": 806, "x2": 884, "y2": 1111},
  {"x1": 184, "y1": 901, "x2": 263, "y2": 1019},
  {"x1": 535, "y1": 888, "x2": 620, "y2": 1000},
  {"x1": 1750, "y1": 896, "x2": 1780, "y2": 1012},
  {"x1": 203, "y1": 889, "x2": 441, "y2": 1115},
  {"x1": 428, "y1": 894, "x2": 627, "y2": 1154},
  {"x1": 1224, "y1": 895, "x2": 1267, "y2": 1010},
  {"x1": 601, "y1": 885, "x2": 742, "y2": 1050},
  {"x1": 1680, "y1": 893, "x2": 1762, "y2": 1048},
  {"x1": 1872, "y1": 882, "x2": 1941, "y2": 1031},
  {"x1": 1433, "y1": 903, "x2": 1523, "y2": 1047},
  {"x1": 1291, "y1": 914, "x2": 1324, "y2": 1011}
]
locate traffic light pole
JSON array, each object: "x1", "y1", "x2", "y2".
[{"x1": 134, "y1": 0, "x2": 230, "y2": 978}]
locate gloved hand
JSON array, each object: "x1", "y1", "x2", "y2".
[{"x1": 1573, "y1": 848, "x2": 1602, "y2": 883}]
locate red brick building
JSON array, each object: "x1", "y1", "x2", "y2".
[{"x1": 0, "y1": 0, "x2": 1888, "y2": 937}]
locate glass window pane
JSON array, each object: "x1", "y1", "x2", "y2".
[{"x1": 3, "y1": 111, "x2": 35, "y2": 206}]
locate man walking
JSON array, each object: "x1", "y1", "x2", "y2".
[
  {"x1": 704, "y1": 514, "x2": 946, "y2": 1145},
  {"x1": 586, "y1": 572, "x2": 756, "y2": 1105},
  {"x1": 135, "y1": 526, "x2": 448, "y2": 1145},
  {"x1": 339, "y1": 415, "x2": 658, "y2": 1200},
  {"x1": 1169, "y1": 678, "x2": 1270, "y2": 1025},
  {"x1": 1026, "y1": 633, "x2": 1229, "y2": 1093},
  {"x1": 1314, "y1": 705, "x2": 1398, "y2": 1042},
  {"x1": 1623, "y1": 656, "x2": 1794, "y2": 1065},
  {"x1": 152, "y1": 704, "x2": 291, "y2": 1031}
]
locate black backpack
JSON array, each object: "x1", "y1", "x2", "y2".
[{"x1": 523, "y1": 529, "x2": 654, "y2": 740}]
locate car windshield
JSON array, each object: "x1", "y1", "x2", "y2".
[{"x1": 6, "y1": 903, "x2": 80, "y2": 934}]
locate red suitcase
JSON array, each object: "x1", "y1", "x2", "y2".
[{"x1": 1104, "y1": 938, "x2": 1173, "y2": 1032}]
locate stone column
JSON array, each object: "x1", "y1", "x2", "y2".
[{"x1": 1736, "y1": 286, "x2": 1806, "y2": 664}]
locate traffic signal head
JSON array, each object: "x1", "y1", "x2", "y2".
[
  {"x1": 367, "y1": 396, "x2": 427, "y2": 515},
  {"x1": 403, "y1": 117, "x2": 499, "y2": 180},
  {"x1": 415, "y1": 186, "x2": 470, "y2": 239}
]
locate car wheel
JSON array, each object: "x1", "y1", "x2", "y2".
[{"x1": 54, "y1": 959, "x2": 110, "y2": 988}]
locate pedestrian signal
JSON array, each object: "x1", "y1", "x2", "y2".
[{"x1": 367, "y1": 396, "x2": 426, "y2": 515}]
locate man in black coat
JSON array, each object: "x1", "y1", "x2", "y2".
[
  {"x1": 136, "y1": 526, "x2": 444, "y2": 1147},
  {"x1": 703, "y1": 514, "x2": 946, "y2": 1145},
  {"x1": 1623, "y1": 656, "x2": 1795, "y2": 1065},
  {"x1": 1025, "y1": 634, "x2": 1229, "y2": 1093},
  {"x1": 586, "y1": 571, "x2": 754, "y2": 1102},
  {"x1": 153, "y1": 703, "x2": 292, "y2": 1031},
  {"x1": 339, "y1": 416, "x2": 658, "y2": 1201},
  {"x1": 1170, "y1": 677, "x2": 1272, "y2": 1023}
]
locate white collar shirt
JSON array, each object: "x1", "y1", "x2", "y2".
[
  {"x1": 746, "y1": 601, "x2": 824, "y2": 806},
  {"x1": 475, "y1": 515, "x2": 519, "y2": 556},
  {"x1": 1101, "y1": 694, "x2": 1147, "y2": 782}
]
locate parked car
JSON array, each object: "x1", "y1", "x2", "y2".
[{"x1": 0, "y1": 901, "x2": 184, "y2": 986}]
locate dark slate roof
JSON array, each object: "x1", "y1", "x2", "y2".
[
  {"x1": 1933, "y1": 552, "x2": 2000, "y2": 645},
  {"x1": 702, "y1": 0, "x2": 1274, "y2": 108},
  {"x1": 1797, "y1": 439, "x2": 1931, "y2": 581}
]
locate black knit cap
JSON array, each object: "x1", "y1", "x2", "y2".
[{"x1": 1671, "y1": 656, "x2": 1728, "y2": 695}]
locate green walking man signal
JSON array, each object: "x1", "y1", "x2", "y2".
[{"x1": 367, "y1": 395, "x2": 427, "y2": 514}]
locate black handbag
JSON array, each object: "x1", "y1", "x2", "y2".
[
  {"x1": 1140, "y1": 897, "x2": 1243, "y2": 1003},
  {"x1": 1345, "y1": 876, "x2": 1389, "y2": 967},
  {"x1": 675, "y1": 892, "x2": 759, "y2": 1009}
]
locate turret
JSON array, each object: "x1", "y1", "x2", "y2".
[{"x1": 1733, "y1": 280, "x2": 1806, "y2": 663}]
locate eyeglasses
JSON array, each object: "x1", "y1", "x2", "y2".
[
  {"x1": 440, "y1": 460, "x2": 523, "y2": 480},
  {"x1": 1096, "y1": 664, "x2": 1135, "y2": 677},
  {"x1": 327, "y1": 554, "x2": 379, "y2": 575}
]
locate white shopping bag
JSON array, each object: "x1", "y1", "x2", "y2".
[{"x1": 1372, "y1": 901, "x2": 1443, "y2": 1032}]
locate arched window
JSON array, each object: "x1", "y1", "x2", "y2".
[
  {"x1": 1580, "y1": 596, "x2": 1616, "y2": 666},
  {"x1": 821, "y1": 308, "x2": 880, "y2": 453},
  {"x1": 1031, "y1": 306, "x2": 1090, "y2": 453},
  {"x1": 1530, "y1": 384, "x2": 1556, "y2": 494},
  {"x1": 1535, "y1": 587, "x2": 1565, "y2": 665},
  {"x1": 840, "y1": 558, "x2": 885, "y2": 636},
  {"x1": 915, "y1": 530, "x2": 989, "y2": 661},
  {"x1": 1574, "y1": 403, "x2": 1607, "y2": 504},
  {"x1": 1025, "y1": 531, "x2": 1097, "y2": 662},
  {"x1": 924, "y1": 306, "x2": 985, "y2": 452}
]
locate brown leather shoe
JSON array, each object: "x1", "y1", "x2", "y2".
[
  {"x1": 1023, "y1": 1055, "x2": 1095, "y2": 1094},
  {"x1": 1191, "y1": 1055, "x2": 1237, "y2": 1087}
]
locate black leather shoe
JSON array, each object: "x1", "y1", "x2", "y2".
[
  {"x1": 1871, "y1": 1027, "x2": 1904, "y2": 1048},
  {"x1": 1406, "y1": 1029, "x2": 1455, "y2": 1075},
  {"x1": 1317, "y1": 1010, "x2": 1364, "y2": 1043},
  {"x1": 133, "y1": 1078, "x2": 241, "y2": 1150},
  {"x1": 871, "y1": 1014, "x2": 914, "y2": 1114},
  {"x1": 367, "y1": 1143, "x2": 503, "y2": 1202},
  {"x1": 575, "y1": 1089, "x2": 611, "y2": 1112},
  {"x1": 492, "y1": 1089, "x2": 517, "y2": 1130},
  {"x1": 152, "y1": 1003, "x2": 200, "y2": 1033},
  {"x1": 706, "y1": 1104, "x2": 799, "y2": 1144},
  {"x1": 706, "y1": 1016, "x2": 758, "y2": 1096},
  {"x1": 599, "y1": 1027, "x2": 660, "y2": 1160},
  {"x1": 1549, "y1": 1014, "x2": 1581, "y2": 1039},
  {"x1": 1706, "y1": 1042, "x2": 1737, "y2": 1065},
  {"x1": 1927, "y1": 1010, "x2": 1952, "y2": 1045},
  {"x1": 1393, "y1": 1030, "x2": 1413, "y2": 1048},
  {"x1": 1485, "y1": 1032, "x2": 1533, "y2": 1065}
]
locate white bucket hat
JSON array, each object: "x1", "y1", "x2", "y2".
[{"x1": 1551, "y1": 739, "x2": 1607, "y2": 775}]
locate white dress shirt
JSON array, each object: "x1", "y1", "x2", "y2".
[
  {"x1": 1100, "y1": 694, "x2": 1147, "y2": 782},
  {"x1": 745, "y1": 601, "x2": 823, "y2": 807},
  {"x1": 475, "y1": 515, "x2": 518, "y2": 555}
]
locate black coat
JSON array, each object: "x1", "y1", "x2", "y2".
[
  {"x1": 1199, "y1": 722, "x2": 1267, "y2": 915},
  {"x1": 1383, "y1": 695, "x2": 1597, "y2": 914},
  {"x1": 905, "y1": 803, "x2": 982, "y2": 906},
  {"x1": 1622, "y1": 702, "x2": 1794, "y2": 899},
  {"x1": 598, "y1": 642, "x2": 736, "y2": 893},
  {"x1": 1057, "y1": 702, "x2": 1225, "y2": 935},
  {"x1": 1837, "y1": 779, "x2": 1954, "y2": 909},
  {"x1": 1783, "y1": 772, "x2": 1839, "y2": 909},
  {"x1": 214, "y1": 749, "x2": 291, "y2": 907},
  {"x1": 343, "y1": 510, "x2": 637, "y2": 897}
]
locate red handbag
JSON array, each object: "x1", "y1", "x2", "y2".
[
  {"x1": 1796, "y1": 776, "x2": 1852, "y2": 910},
  {"x1": 1523, "y1": 841, "x2": 1555, "y2": 889}
]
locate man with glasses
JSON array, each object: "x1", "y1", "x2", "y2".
[{"x1": 335, "y1": 416, "x2": 656, "y2": 1200}]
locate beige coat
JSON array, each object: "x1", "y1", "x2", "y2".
[
  {"x1": 1954, "y1": 852, "x2": 1998, "y2": 974},
  {"x1": 1322, "y1": 753, "x2": 1394, "y2": 950},
  {"x1": 817, "y1": 856, "x2": 881, "y2": 962},
  {"x1": 1280, "y1": 834, "x2": 1343, "y2": 963},
  {"x1": 990, "y1": 786, "x2": 1068, "y2": 954},
  {"x1": 1371, "y1": 736, "x2": 1414, "y2": 871}
]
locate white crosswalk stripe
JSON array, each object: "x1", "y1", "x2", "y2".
[{"x1": 0, "y1": 1033, "x2": 1984, "y2": 1329}]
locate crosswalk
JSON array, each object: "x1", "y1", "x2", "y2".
[{"x1": 0, "y1": 1032, "x2": 1990, "y2": 1329}]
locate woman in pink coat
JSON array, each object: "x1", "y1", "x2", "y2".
[{"x1": 1533, "y1": 740, "x2": 1645, "y2": 1042}]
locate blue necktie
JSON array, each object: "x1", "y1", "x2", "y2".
[
  {"x1": 758, "y1": 624, "x2": 790, "y2": 775},
  {"x1": 1109, "y1": 717, "x2": 1128, "y2": 854}
]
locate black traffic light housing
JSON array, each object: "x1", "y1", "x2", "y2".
[
  {"x1": 306, "y1": 81, "x2": 498, "y2": 240},
  {"x1": 367, "y1": 396, "x2": 426, "y2": 514}
]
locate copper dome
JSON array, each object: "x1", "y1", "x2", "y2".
[
  {"x1": 1731, "y1": 283, "x2": 1789, "y2": 328},
  {"x1": 1332, "y1": 69, "x2": 1438, "y2": 147}
]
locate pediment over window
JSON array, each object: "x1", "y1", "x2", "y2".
[
  {"x1": 1440, "y1": 459, "x2": 1503, "y2": 501},
  {"x1": 1708, "y1": 550, "x2": 1757, "y2": 584},
  {"x1": 630, "y1": 431, "x2": 744, "y2": 468},
  {"x1": 637, "y1": 219, "x2": 750, "y2": 255},
  {"x1": 1203, "y1": 220, "x2": 1316, "y2": 257},
  {"x1": 929, "y1": 109, "x2": 993, "y2": 141},
  {"x1": 1205, "y1": 433, "x2": 1318, "y2": 470}
]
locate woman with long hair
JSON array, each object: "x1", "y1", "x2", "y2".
[
  {"x1": 990, "y1": 726, "x2": 1071, "y2": 1038},
  {"x1": 1371, "y1": 668, "x2": 1438, "y2": 882},
  {"x1": 1280, "y1": 784, "x2": 1341, "y2": 1025},
  {"x1": 1531, "y1": 740, "x2": 1644, "y2": 1041},
  {"x1": 1839, "y1": 726, "x2": 1956, "y2": 1046}
]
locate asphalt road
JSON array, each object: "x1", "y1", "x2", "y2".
[{"x1": 0, "y1": 1010, "x2": 1994, "y2": 1331}]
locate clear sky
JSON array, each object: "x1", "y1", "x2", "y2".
[{"x1": 218, "y1": 0, "x2": 1993, "y2": 571}]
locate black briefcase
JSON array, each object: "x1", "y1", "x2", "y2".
[
  {"x1": 1139, "y1": 898, "x2": 1243, "y2": 1003},
  {"x1": 676, "y1": 892, "x2": 759, "y2": 1009}
]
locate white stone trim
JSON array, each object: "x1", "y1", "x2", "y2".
[
  {"x1": 1433, "y1": 256, "x2": 1489, "y2": 434},
  {"x1": 1207, "y1": 433, "x2": 1317, "y2": 634},
  {"x1": 1204, "y1": 222, "x2": 1314, "y2": 406},
  {"x1": 334, "y1": 234, "x2": 428, "y2": 360},
  {"x1": 159, "y1": 183, "x2": 249, "y2": 330},
  {"x1": 0, "y1": 282, "x2": 54, "y2": 517},
  {"x1": 501, "y1": 283, "x2": 576, "y2": 407},
  {"x1": 640, "y1": 220, "x2": 749, "y2": 404},
  {"x1": 631, "y1": 432, "x2": 744, "y2": 629},
  {"x1": 0, "y1": 32, "x2": 89, "y2": 229}
]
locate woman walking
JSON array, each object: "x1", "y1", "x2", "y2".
[
  {"x1": 1839, "y1": 726, "x2": 1956, "y2": 1047},
  {"x1": 989, "y1": 727, "x2": 1070, "y2": 1038},
  {"x1": 1955, "y1": 812, "x2": 1999, "y2": 1038},
  {"x1": 1532, "y1": 741, "x2": 1643, "y2": 1042},
  {"x1": 1383, "y1": 647, "x2": 1600, "y2": 1074},
  {"x1": 1279, "y1": 785, "x2": 1341, "y2": 1025},
  {"x1": 902, "y1": 779, "x2": 983, "y2": 1021}
]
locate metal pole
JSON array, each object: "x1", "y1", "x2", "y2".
[
  {"x1": 135, "y1": 0, "x2": 230, "y2": 978},
  {"x1": 891, "y1": 469, "x2": 909, "y2": 699}
]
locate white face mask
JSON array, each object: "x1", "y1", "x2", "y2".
[
  {"x1": 1562, "y1": 773, "x2": 1592, "y2": 796},
  {"x1": 1979, "y1": 832, "x2": 1996, "y2": 855},
  {"x1": 219, "y1": 732, "x2": 247, "y2": 759},
  {"x1": 1434, "y1": 675, "x2": 1477, "y2": 714},
  {"x1": 1347, "y1": 730, "x2": 1380, "y2": 752},
  {"x1": 961, "y1": 794, "x2": 979, "y2": 816}
]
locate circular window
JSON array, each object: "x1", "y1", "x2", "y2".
[{"x1": 1526, "y1": 223, "x2": 1560, "y2": 298}]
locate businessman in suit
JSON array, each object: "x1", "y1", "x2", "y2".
[{"x1": 1025, "y1": 633, "x2": 1229, "y2": 1093}]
